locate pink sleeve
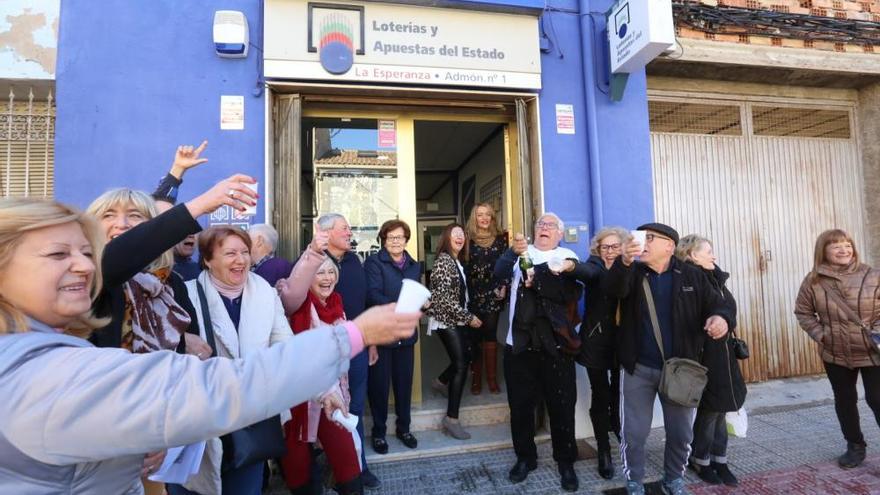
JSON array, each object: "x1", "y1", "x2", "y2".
[
  {"x1": 278, "y1": 247, "x2": 327, "y2": 314},
  {"x1": 343, "y1": 321, "x2": 365, "y2": 358}
]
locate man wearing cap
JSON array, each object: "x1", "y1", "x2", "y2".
[{"x1": 603, "y1": 223, "x2": 735, "y2": 495}]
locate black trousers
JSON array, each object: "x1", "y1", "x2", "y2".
[
  {"x1": 586, "y1": 366, "x2": 621, "y2": 451},
  {"x1": 504, "y1": 346, "x2": 578, "y2": 464},
  {"x1": 367, "y1": 344, "x2": 414, "y2": 438},
  {"x1": 824, "y1": 361, "x2": 880, "y2": 445},
  {"x1": 437, "y1": 326, "x2": 473, "y2": 418}
]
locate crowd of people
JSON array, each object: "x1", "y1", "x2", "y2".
[{"x1": 0, "y1": 140, "x2": 877, "y2": 495}]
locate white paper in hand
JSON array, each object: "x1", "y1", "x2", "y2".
[
  {"x1": 148, "y1": 441, "x2": 206, "y2": 484},
  {"x1": 332, "y1": 408, "x2": 359, "y2": 432},
  {"x1": 396, "y1": 279, "x2": 430, "y2": 313}
]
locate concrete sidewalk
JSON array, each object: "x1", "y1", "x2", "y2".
[{"x1": 268, "y1": 375, "x2": 880, "y2": 494}]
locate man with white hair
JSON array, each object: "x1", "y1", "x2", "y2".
[
  {"x1": 249, "y1": 223, "x2": 294, "y2": 287},
  {"x1": 494, "y1": 212, "x2": 583, "y2": 492}
]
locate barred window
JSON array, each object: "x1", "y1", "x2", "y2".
[
  {"x1": 0, "y1": 87, "x2": 56, "y2": 198},
  {"x1": 752, "y1": 106, "x2": 851, "y2": 139},
  {"x1": 648, "y1": 101, "x2": 743, "y2": 136}
]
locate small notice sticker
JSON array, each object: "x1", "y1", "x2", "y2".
[
  {"x1": 555, "y1": 104, "x2": 575, "y2": 135},
  {"x1": 378, "y1": 120, "x2": 396, "y2": 148},
  {"x1": 220, "y1": 95, "x2": 244, "y2": 130}
]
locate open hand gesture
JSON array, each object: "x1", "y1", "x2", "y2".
[{"x1": 170, "y1": 140, "x2": 209, "y2": 179}]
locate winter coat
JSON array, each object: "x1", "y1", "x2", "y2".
[
  {"x1": 364, "y1": 248, "x2": 421, "y2": 347},
  {"x1": 602, "y1": 256, "x2": 736, "y2": 375},
  {"x1": 427, "y1": 251, "x2": 474, "y2": 330},
  {"x1": 695, "y1": 264, "x2": 747, "y2": 413},
  {"x1": 182, "y1": 272, "x2": 294, "y2": 494},
  {"x1": 569, "y1": 255, "x2": 619, "y2": 370},
  {"x1": 795, "y1": 262, "x2": 880, "y2": 369},
  {"x1": 0, "y1": 317, "x2": 355, "y2": 494}
]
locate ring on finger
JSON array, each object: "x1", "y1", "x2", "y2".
[{"x1": 228, "y1": 188, "x2": 236, "y2": 198}]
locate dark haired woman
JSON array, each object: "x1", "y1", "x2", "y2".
[
  {"x1": 364, "y1": 219, "x2": 422, "y2": 454},
  {"x1": 796, "y1": 229, "x2": 880, "y2": 469},
  {"x1": 427, "y1": 223, "x2": 482, "y2": 439},
  {"x1": 464, "y1": 203, "x2": 508, "y2": 395}
]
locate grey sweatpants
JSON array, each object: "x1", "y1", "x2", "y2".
[{"x1": 620, "y1": 364, "x2": 697, "y2": 482}]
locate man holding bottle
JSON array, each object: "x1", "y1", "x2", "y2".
[{"x1": 494, "y1": 213, "x2": 583, "y2": 492}]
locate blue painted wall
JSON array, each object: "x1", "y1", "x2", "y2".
[{"x1": 55, "y1": 0, "x2": 266, "y2": 218}]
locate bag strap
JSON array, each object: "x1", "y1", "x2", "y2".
[
  {"x1": 642, "y1": 277, "x2": 665, "y2": 361},
  {"x1": 197, "y1": 281, "x2": 218, "y2": 358},
  {"x1": 818, "y1": 279, "x2": 870, "y2": 331}
]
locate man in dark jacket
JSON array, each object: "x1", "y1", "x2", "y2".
[
  {"x1": 603, "y1": 223, "x2": 734, "y2": 495},
  {"x1": 495, "y1": 214, "x2": 583, "y2": 492},
  {"x1": 319, "y1": 213, "x2": 380, "y2": 489},
  {"x1": 248, "y1": 223, "x2": 293, "y2": 287}
]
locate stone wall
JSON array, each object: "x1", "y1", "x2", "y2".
[{"x1": 858, "y1": 83, "x2": 880, "y2": 265}]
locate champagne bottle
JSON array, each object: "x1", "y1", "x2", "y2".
[{"x1": 518, "y1": 251, "x2": 533, "y2": 273}]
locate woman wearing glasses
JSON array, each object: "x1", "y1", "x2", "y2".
[
  {"x1": 364, "y1": 219, "x2": 422, "y2": 454},
  {"x1": 562, "y1": 226, "x2": 631, "y2": 480}
]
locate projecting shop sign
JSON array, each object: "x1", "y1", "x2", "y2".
[
  {"x1": 264, "y1": 0, "x2": 542, "y2": 89},
  {"x1": 607, "y1": 0, "x2": 674, "y2": 74}
]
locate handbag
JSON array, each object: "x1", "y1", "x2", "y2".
[
  {"x1": 196, "y1": 282, "x2": 287, "y2": 473},
  {"x1": 818, "y1": 278, "x2": 880, "y2": 355},
  {"x1": 643, "y1": 278, "x2": 708, "y2": 408},
  {"x1": 730, "y1": 330, "x2": 750, "y2": 360}
]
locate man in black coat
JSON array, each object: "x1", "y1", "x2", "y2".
[{"x1": 602, "y1": 223, "x2": 734, "y2": 495}]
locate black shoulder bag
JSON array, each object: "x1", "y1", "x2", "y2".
[
  {"x1": 643, "y1": 278, "x2": 708, "y2": 408},
  {"x1": 196, "y1": 282, "x2": 287, "y2": 473}
]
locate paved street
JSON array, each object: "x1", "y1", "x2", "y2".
[{"x1": 269, "y1": 398, "x2": 880, "y2": 494}]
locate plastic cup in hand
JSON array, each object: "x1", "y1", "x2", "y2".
[
  {"x1": 240, "y1": 182, "x2": 258, "y2": 216},
  {"x1": 332, "y1": 408, "x2": 359, "y2": 432},
  {"x1": 397, "y1": 279, "x2": 430, "y2": 313},
  {"x1": 630, "y1": 230, "x2": 646, "y2": 249},
  {"x1": 547, "y1": 257, "x2": 565, "y2": 274}
]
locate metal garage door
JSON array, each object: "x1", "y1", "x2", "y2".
[{"x1": 649, "y1": 96, "x2": 866, "y2": 382}]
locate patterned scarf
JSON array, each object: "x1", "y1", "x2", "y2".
[
  {"x1": 471, "y1": 229, "x2": 497, "y2": 249},
  {"x1": 122, "y1": 269, "x2": 191, "y2": 353}
]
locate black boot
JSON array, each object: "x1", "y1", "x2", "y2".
[
  {"x1": 838, "y1": 442, "x2": 867, "y2": 469},
  {"x1": 335, "y1": 476, "x2": 364, "y2": 495},
  {"x1": 597, "y1": 449, "x2": 614, "y2": 480},
  {"x1": 711, "y1": 462, "x2": 739, "y2": 487},
  {"x1": 558, "y1": 462, "x2": 579, "y2": 492},
  {"x1": 289, "y1": 485, "x2": 317, "y2": 495},
  {"x1": 689, "y1": 459, "x2": 722, "y2": 485}
]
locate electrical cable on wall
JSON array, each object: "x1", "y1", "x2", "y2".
[{"x1": 672, "y1": 1, "x2": 880, "y2": 44}]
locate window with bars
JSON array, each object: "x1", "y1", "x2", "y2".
[
  {"x1": 0, "y1": 87, "x2": 56, "y2": 198},
  {"x1": 648, "y1": 101, "x2": 743, "y2": 136},
  {"x1": 751, "y1": 106, "x2": 851, "y2": 139}
]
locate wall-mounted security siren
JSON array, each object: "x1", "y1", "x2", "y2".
[{"x1": 213, "y1": 10, "x2": 249, "y2": 58}]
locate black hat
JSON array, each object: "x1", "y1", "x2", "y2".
[{"x1": 636, "y1": 222, "x2": 680, "y2": 245}]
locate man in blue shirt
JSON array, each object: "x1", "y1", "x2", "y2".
[{"x1": 603, "y1": 223, "x2": 734, "y2": 495}]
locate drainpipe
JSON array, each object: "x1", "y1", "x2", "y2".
[{"x1": 578, "y1": 0, "x2": 605, "y2": 232}]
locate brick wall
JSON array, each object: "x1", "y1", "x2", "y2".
[{"x1": 677, "y1": 0, "x2": 880, "y2": 53}]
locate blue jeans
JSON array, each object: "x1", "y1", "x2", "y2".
[
  {"x1": 348, "y1": 350, "x2": 370, "y2": 471},
  {"x1": 166, "y1": 461, "x2": 263, "y2": 495}
]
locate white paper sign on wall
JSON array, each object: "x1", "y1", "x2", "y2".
[
  {"x1": 607, "y1": 0, "x2": 674, "y2": 74},
  {"x1": 555, "y1": 104, "x2": 575, "y2": 135}
]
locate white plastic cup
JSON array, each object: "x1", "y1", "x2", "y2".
[
  {"x1": 630, "y1": 229, "x2": 646, "y2": 248},
  {"x1": 241, "y1": 181, "x2": 258, "y2": 216},
  {"x1": 397, "y1": 279, "x2": 431, "y2": 313},
  {"x1": 547, "y1": 257, "x2": 565, "y2": 274},
  {"x1": 332, "y1": 408, "x2": 359, "y2": 432}
]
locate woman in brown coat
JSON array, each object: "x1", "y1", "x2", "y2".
[{"x1": 795, "y1": 229, "x2": 880, "y2": 469}]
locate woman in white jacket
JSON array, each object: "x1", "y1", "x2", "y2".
[{"x1": 0, "y1": 197, "x2": 421, "y2": 495}]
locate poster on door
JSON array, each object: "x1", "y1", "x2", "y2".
[{"x1": 378, "y1": 120, "x2": 396, "y2": 148}]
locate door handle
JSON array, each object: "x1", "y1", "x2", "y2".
[{"x1": 759, "y1": 250, "x2": 772, "y2": 272}]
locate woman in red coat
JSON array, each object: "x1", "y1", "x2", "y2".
[{"x1": 281, "y1": 258, "x2": 362, "y2": 495}]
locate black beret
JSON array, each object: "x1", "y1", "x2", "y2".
[{"x1": 636, "y1": 222, "x2": 680, "y2": 245}]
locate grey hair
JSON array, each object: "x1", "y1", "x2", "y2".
[
  {"x1": 589, "y1": 226, "x2": 632, "y2": 256},
  {"x1": 675, "y1": 234, "x2": 712, "y2": 262},
  {"x1": 249, "y1": 224, "x2": 279, "y2": 251},
  {"x1": 535, "y1": 212, "x2": 564, "y2": 232},
  {"x1": 316, "y1": 213, "x2": 346, "y2": 231}
]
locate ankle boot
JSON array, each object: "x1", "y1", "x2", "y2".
[
  {"x1": 838, "y1": 441, "x2": 867, "y2": 469},
  {"x1": 597, "y1": 448, "x2": 614, "y2": 479},
  {"x1": 471, "y1": 344, "x2": 483, "y2": 395},
  {"x1": 484, "y1": 342, "x2": 500, "y2": 394},
  {"x1": 335, "y1": 476, "x2": 364, "y2": 495}
]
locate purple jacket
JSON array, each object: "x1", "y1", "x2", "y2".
[{"x1": 253, "y1": 256, "x2": 294, "y2": 288}]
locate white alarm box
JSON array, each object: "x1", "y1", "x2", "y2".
[{"x1": 213, "y1": 10, "x2": 249, "y2": 59}]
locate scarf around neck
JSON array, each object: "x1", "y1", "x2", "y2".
[
  {"x1": 471, "y1": 229, "x2": 497, "y2": 249},
  {"x1": 208, "y1": 271, "x2": 245, "y2": 299},
  {"x1": 290, "y1": 290, "x2": 345, "y2": 335},
  {"x1": 122, "y1": 271, "x2": 191, "y2": 353}
]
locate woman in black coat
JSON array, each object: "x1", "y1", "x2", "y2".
[
  {"x1": 565, "y1": 226, "x2": 629, "y2": 480},
  {"x1": 676, "y1": 234, "x2": 747, "y2": 488},
  {"x1": 364, "y1": 219, "x2": 422, "y2": 454}
]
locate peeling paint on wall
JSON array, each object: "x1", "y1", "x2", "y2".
[{"x1": 0, "y1": 0, "x2": 59, "y2": 79}]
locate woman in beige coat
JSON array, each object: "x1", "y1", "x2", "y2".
[
  {"x1": 795, "y1": 228, "x2": 880, "y2": 469},
  {"x1": 0, "y1": 197, "x2": 421, "y2": 495}
]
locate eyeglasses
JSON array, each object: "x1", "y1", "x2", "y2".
[
  {"x1": 386, "y1": 235, "x2": 407, "y2": 243},
  {"x1": 645, "y1": 233, "x2": 673, "y2": 243},
  {"x1": 599, "y1": 243, "x2": 622, "y2": 251},
  {"x1": 536, "y1": 221, "x2": 558, "y2": 230},
  {"x1": 450, "y1": 233, "x2": 466, "y2": 239}
]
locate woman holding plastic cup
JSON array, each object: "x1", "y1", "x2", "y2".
[
  {"x1": 364, "y1": 219, "x2": 422, "y2": 454},
  {"x1": 427, "y1": 223, "x2": 482, "y2": 440}
]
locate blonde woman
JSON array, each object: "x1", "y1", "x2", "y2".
[
  {"x1": 464, "y1": 203, "x2": 508, "y2": 394},
  {"x1": 0, "y1": 197, "x2": 422, "y2": 494}
]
